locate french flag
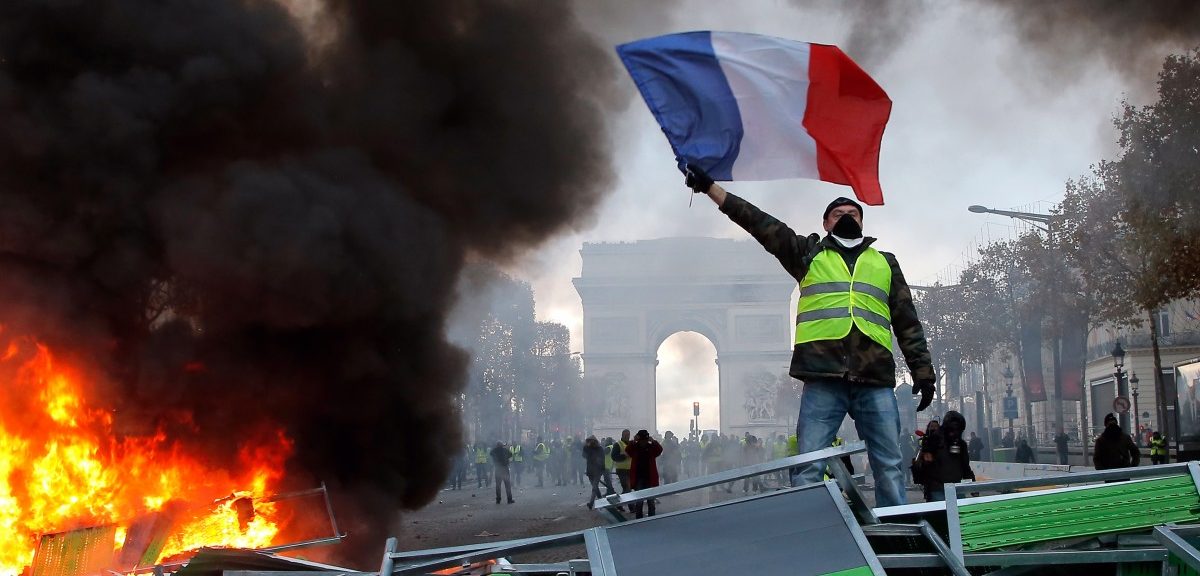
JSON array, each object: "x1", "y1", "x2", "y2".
[{"x1": 617, "y1": 31, "x2": 892, "y2": 205}]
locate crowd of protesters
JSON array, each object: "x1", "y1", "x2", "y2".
[
  {"x1": 445, "y1": 428, "x2": 809, "y2": 512},
  {"x1": 448, "y1": 414, "x2": 1168, "y2": 511}
]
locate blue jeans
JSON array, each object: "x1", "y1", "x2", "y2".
[{"x1": 789, "y1": 380, "x2": 907, "y2": 507}]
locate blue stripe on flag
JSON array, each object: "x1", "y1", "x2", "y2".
[{"x1": 616, "y1": 31, "x2": 742, "y2": 180}]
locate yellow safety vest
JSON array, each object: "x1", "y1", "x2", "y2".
[
  {"x1": 796, "y1": 248, "x2": 893, "y2": 350},
  {"x1": 534, "y1": 443, "x2": 549, "y2": 462},
  {"x1": 1151, "y1": 437, "x2": 1167, "y2": 456},
  {"x1": 510, "y1": 444, "x2": 523, "y2": 462},
  {"x1": 603, "y1": 444, "x2": 614, "y2": 470},
  {"x1": 474, "y1": 447, "x2": 487, "y2": 464},
  {"x1": 823, "y1": 437, "x2": 845, "y2": 480},
  {"x1": 615, "y1": 440, "x2": 632, "y2": 470},
  {"x1": 787, "y1": 434, "x2": 799, "y2": 457}
]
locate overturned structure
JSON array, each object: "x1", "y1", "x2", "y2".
[{"x1": 123, "y1": 447, "x2": 1200, "y2": 575}]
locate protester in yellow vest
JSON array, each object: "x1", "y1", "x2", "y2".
[
  {"x1": 772, "y1": 434, "x2": 788, "y2": 460},
  {"x1": 510, "y1": 442, "x2": 525, "y2": 487},
  {"x1": 612, "y1": 429, "x2": 633, "y2": 495},
  {"x1": 686, "y1": 169, "x2": 935, "y2": 508},
  {"x1": 701, "y1": 433, "x2": 722, "y2": 476},
  {"x1": 533, "y1": 436, "x2": 550, "y2": 487},
  {"x1": 772, "y1": 433, "x2": 789, "y2": 485},
  {"x1": 1150, "y1": 431, "x2": 1168, "y2": 465},
  {"x1": 473, "y1": 441, "x2": 490, "y2": 488},
  {"x1": 823, "y1": 436, "x2": 856, "y2": 480}
]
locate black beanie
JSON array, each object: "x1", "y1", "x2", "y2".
[{"x1": 823, "y1": 197, "x2": 864, "y2": 221}]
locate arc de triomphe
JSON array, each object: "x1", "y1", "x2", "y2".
[{"x1": 573, "y1": 237, "x2": 796, "y2": 440}]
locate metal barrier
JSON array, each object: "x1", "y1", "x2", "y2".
[{"x1": 591, "y1": 441, "x2": 870, "y2": 523}]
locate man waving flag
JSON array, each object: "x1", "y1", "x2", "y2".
[{"x1": 616, "y1": 31, "x2": 892, "y2": 205}]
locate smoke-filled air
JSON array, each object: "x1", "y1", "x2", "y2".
[
  {"x1": 7, "y1": 0, "x2": 1200, "y2": 572},
  {"x1": 0, "y1": 0, "x2": 621, "y2": 562}
]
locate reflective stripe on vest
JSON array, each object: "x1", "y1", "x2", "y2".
[
  {"x1": 796, "y1": 247, "x2": 893, "y2": 350},
  {"x1": 510, "y1": 444, "x2": 523, "y2": 462},
  {"x1": 534, "y1": 443, "x2": 549, "y2": 461}
]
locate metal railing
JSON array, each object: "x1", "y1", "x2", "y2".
[{"x1": 591, "y1": 441, "x2": 868, "y2": 521}]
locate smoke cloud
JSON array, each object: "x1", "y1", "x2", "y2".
[
  {"x1": 0, "y1": 0, "x2": 620, "y2": 562},
  {"x1": 821, "y1": 0, "x2": 1200, "y2": 82},
  {"x1": 987, "y1": 0, "x2": 1200, "y2": 79}
]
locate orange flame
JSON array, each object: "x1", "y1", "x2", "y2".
[{"x1": 0, "y1": 334, "x2": 294, "y2": 574}]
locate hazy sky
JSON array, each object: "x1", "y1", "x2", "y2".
[{"x1": 499, "y1": 1, "x2": 1186, "y2": 435}]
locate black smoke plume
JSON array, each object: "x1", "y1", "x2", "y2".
[{"x1": 0, "y1": 0, "x2": 619, "y2": 563}]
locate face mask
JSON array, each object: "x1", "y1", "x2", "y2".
[
  {"x1": 832, "y1": 235, "x2": 863, "y2": 248},
  {"x1": 831, "y1": 213, "x2": 862, "y2": 239}
]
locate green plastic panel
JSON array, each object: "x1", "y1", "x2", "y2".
[
  {"x1": 958, "y1": 475, "x2": 1200, "y2": 551},
  {"x1": 31, "y1": 525, "x2": 116, "y2": 576}
]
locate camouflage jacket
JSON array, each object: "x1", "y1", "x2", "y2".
[{"x1": 720, "y1": 193, "x2": 935, "y2": 387}]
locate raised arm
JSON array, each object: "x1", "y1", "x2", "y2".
[
  {"x1": 704, "y1": 182, "x2": 728, "y2": 207},
  {"x1": 683, "y1": 165, "x2": 816, "y2": 279}
]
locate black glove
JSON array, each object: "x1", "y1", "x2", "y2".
[
  {"x1": 683, "y1": 163, "x2": 713, "y2": 194},
  {"x1": 914, "y1": 380, "x2": 935, "y2": 412}
]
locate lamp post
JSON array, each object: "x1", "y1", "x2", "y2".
[
  {"x1": 1113, "y1": 342, "x2": 1129, "y2": 436},
  {"x1": 1131, "y1": 372, "x2": 1141, "y2": 446},
  {"x1": 1004, "y1": 364, "x2": 1015, "y2": 441}
]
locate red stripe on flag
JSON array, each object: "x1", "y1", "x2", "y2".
[{"x1": 804, "y1": 45, "x2": 892, "y2": 205}]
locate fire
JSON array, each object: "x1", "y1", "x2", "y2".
[{"x1": 0, "y1": 333, "x2": 295, "y2": 574}]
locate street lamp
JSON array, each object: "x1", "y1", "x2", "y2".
[
  {"x1": 967, "y1": 205, "x2": 1053, "y2": 231},
  {"x1": 1112, "y1": 342, "x2": 1130, "y2": 436},
  {"x1": 1131, "y1": 372, "x2": 1141, "y2": 445},
  {"x1": 1004, "y1": 364, "x2": 1015, "y2": 443}
]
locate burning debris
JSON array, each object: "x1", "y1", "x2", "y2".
[
  {"x1": 0, "y1": 0, "x2": 620, "y2": 569},
  {"x1": 0, "y1": 334, "x2": 293, "y2": 573}
]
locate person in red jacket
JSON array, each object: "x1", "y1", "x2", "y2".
[{"x1": 626, "y1": 429, "x2": 664, "y2": 518}]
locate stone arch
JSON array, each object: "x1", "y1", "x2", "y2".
[
  {"x1": 647, "y1": 313, "x2": 725, "y2": 356},
  {"x1": 573, "y1": 237, "x2": 795, "y2": 440},
  {"x1": 654, "y1": 328, "x2": 720, "y2": 435}
]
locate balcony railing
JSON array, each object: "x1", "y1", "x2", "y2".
[{"x1": 1088, "y1": 330, "x2": 1200, "y2": 363}]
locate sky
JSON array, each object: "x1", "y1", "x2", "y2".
[{"x1": 496, "y1": 1, "x2": 1190, "y2": 435}]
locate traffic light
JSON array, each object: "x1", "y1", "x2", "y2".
[{"x1": 693, "y1": 401, "x2": 700, "y2": 416}]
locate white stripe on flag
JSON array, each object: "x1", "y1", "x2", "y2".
[{"x1": 711, "y1": 32, "x2": 819, "y2": 181}]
